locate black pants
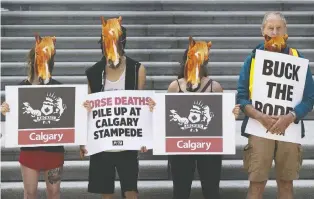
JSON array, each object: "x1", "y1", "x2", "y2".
[
  {"x1": 88, "y1": 150, "x2": 139, "y2": 197},
  {"x1": 168, "y1": 155, "x2": 222, "y2": 199}
]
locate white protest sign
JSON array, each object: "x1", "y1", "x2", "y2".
[
  {"x1": 4, "y1": 84, "x2": 88, "y2": 148},
  {"x1": 153, "y1": 92, "x2": 236, "y2": 155},
  {"x1": 84, "y1": 90, "x2": 154, "y2": 156},
  {"x1": 246, "y1": 49, "x2": 309, "y2": 143}
]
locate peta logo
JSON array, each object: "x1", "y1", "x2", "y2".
[
  {"x1": 169, "y1": 101, "x2": 214, "y2": 132},
  {"x1": 112, "y1": 140, "x2": 123, "y2": 146},
  {"x1": 22, "y1": 92, "x2": 67, "y2": 124}
]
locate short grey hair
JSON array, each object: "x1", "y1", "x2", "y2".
[{"x1": 261, "y1": 11, "x2": 287, "y2": 30}]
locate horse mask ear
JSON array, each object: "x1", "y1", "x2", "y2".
[
  {"x1": 207, "y1": 41, "x2": 212, "y2": 48},
  {"x1": 34, "y1": 33, "x2": 42, "y2": 45},
  {"x1": 101, "y1": 16, "x2": 107, "y2": 26},
  {"x1": 51, "y1": 36, "x2": 56, "y2": 45},
  {"x1": 188, "y1": 36, "x2": 196, "y2": 49},
  {"x1": 117, "y1": 16, "x2": 122, "y2": 25}
]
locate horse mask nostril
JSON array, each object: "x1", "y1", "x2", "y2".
[
  {"x1": 187, "y1": 82, "x2": 192, "y2": 88},
  {"x1": 38, "y1": 77, "x2": 43, "y2": 84}
]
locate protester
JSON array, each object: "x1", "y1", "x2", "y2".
[
  {"x1": 237, "y1": 11, "x2": 314, "y2": 199},
  {"x1": 163, "y1": 36, "x2": 240, "y2": 199},
  {"x1": 81, "y1": 16, "x2": 150, "y2": 199},
  {"x1": 1, "y1": 34, "x2": 64, "y2": 199}
]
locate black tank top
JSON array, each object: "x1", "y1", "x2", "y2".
[
  {"x1": 19, "y1": 79, "x2": 65, "y2": 153},
  {"x1": 85, "y1": 56, "x2": 141, "y2": 93},
  {"x1": 176, "y1": 79, "x2": 213, "y2": 93}
]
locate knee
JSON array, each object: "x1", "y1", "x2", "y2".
[
  {"x1": 249, "y1": 181, "x2": 267, "y2": 194},
  {"x1": 277, "y1": 180, "x2": 293, "y2": 190},
  {"x1": 24, "y1": 189, "x2": 37, "y2": 199},
  {"x1": 124, "y1": 191, "x2": 138, "y2": 199},
  {"x1": 46, "y1": 186, "x2": 60, "y2": 198}
]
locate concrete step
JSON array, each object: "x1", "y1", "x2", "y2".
[
  {"x1": 2, "y1": 160, "x2": 314, "y2": 182},
  {"x1": 2, "y1": 49, "x2": 314, "y2": 62},
  {"x1": 3, "y1": 11, "x2": 313, "y2": 25},
  {"x1": 2, "y1": 37, "x2": 314, "y2": 49},
  {"x1": 2, "y1": 121, "x2": 314, "y2": 161},
  {"x1": 1, "y1": 180, "x2": 314, "y2": 199},
  {"x1": 2, "y1": 24, "x2": 314, "y2": 37},
  {"x1": 2, "y1": 61, "x2": 314, "y2": 76},
  {"x1": 1, "y1": 0, "x2": 314, "y2": 11}
]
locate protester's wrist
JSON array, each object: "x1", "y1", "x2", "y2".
[
  {"x1": 288, "y1": 111, "x2": 296, "y2": 123},
  {"x1": 254, "y1": 111, "x2": 264, "y2": 121}
]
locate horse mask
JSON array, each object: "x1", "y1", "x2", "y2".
[
  {"x1": 185, "y1": 36, "x2": 212, "y2": 92},
  {"x1": 34, "y1": 34, "x2": 56, "y2": 84},
  {"x1": 264, "y1": 34, "x2": 288, "y2": 52},
  {"x1": 100, "y1": 16, "x2": 126, "y2": 68}
]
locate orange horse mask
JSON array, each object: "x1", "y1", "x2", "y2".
[
  {"x1": 100, "y1": 16, "x2": 125, "y2": 68},
  {"x1": 34, "y1": 34, "x2": 56, "y2": 84},
  {"x1": 264, "y1": 34, "x2": 288, "y2": 52},
  {"x1": 185, "y1": 36, "x2": 212, "y2": 92}
]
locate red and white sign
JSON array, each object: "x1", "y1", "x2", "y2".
[
  {"x1": 4, "y1": 84, "x2": 88, "y2": 148},
  {"x1": 152, "y1": 92, "x2": 236, "y2": 155}
]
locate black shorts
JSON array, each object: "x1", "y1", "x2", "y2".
[{"x1": 87, "y1": 150, "x2": 139, "y2": 195}]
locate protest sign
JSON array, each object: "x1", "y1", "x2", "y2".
[
  {"x1": 4, "y1": 84, "x2": 88, "y2": 147},
  {"x1": 153, "y1": 92, "x2": 236, "y2": 155},
  {"x1": 85, "y1": 90, "x2": 154, "y2": 156},
  {"x1": 246, "y1": 49, "x2": 309, "y2": 143}
]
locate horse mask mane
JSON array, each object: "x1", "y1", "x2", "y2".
[
  {"x1": 34, "y1": 34, "x2": 56, "y2": 84},
  {"x1": 100, "y1": 16, "x2": 126, "y2": 68},
  {"x1": 264, "y1": 34, "x2": 288, "y2": 52},
  {"x1": 185, "y1": 36, "x2": 212, "y2": 92}
]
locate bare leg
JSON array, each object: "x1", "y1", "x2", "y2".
[
  {"x1": 276, "y1": 180, "x2": 294, "y2": 199},
  {"x1": 20, "y1": 164, "x2": 40, "y2": 199},
  {"x1": 44, "y1": 167, "x2": 62, "y2": 199},
  {"x1": 247, "y1": 181, "x2": 267, "y2": 199},
  {"x1": 124, "y1": 191, "x2": 138, "y2": 199},
  {"x1": 102, "y1": 194, "x2": 114, "y2": 199}
]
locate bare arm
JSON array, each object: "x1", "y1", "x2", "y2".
[
  {"x1": 87, "y1": 81, "x2": 92, "y2": 94},
  {"x1": 137, "y1": 64, "x2": 146, "y2": 90},
  {"x1": 167, "y1": 80, "x2": 179, "y2": 93},
  {"x1": 211, "y1": 81, "x2": 223, "y2": 93}
]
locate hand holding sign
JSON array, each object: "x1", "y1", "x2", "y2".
[
  {"x1": 256, "y1": 113, "x2": 278, "y2": 132},
  {"x1": 1, "y1": 102, "x2": 10, "y2": 115},
  {"x1": 268, "y1": 114, "x2": 295, "y2": 135},
  {"x1": 148, "y1": 97, "x2": 156, "y2": 112},
  {"x1": 83, "y1": 100, "x2": 92, "y2": 112},
  {"x1": 232, "y1": 104, "x2": 240, "y2": 119},
  {"x1": 79, "y1": 145, "x2": 88, "y2": 159}
]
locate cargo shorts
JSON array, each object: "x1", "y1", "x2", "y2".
[{"x1": 243, "y1": 135, "x2": 303, "y2": 182}]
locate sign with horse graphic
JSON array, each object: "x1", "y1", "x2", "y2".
[
  {"x1": 4, "y1": 84, "x2": 88, "y2": 148},
  {"x1": 152, "y1": 93, "x2": 236, "y2": 155}
]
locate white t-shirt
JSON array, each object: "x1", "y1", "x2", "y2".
[{"x1": 103, "y1": 67, "x2": 126, "y2": 152}]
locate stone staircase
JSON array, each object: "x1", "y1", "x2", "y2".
[{"x1": 1, "y1": 0, "x2": 314, "y2": 198}]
